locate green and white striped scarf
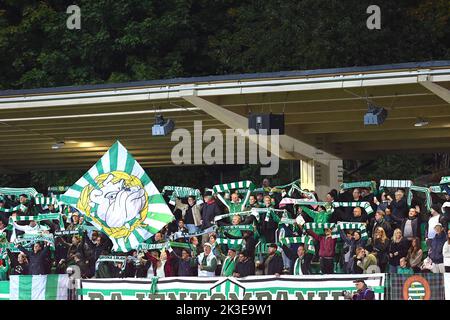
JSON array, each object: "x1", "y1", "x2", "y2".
[
  {"x1": 16, "y1": 233, "x2": 55, "y2": 248},
  {"x1": 332, "y1": 201, "x2": 374, "y2": 215},
  {"x1": 138, "y1": 242, "x2": 168, "y2": 251},
  {"x1": 0, "y1": 187, "x2": 39, "y2": 198},
  {"x1": 336, "y1": 222, "x2": 368, "y2": 240},
  {"x1": 96, "y1": 255, "x2": 126, "y2": 270},
  {"x1": 407, "y1": 185, "x2": 432, "y2": 212},
  {"x1": 215, "y1": 238, "x2": 243, "y2": 246},
  {"x1": 161, "y1": 186, "x2": 203, "y2": 205},
  {"x1": 0, "y1": 204, "x2": 27, "y2": 213},
  {"x1": 34, "y1": 197, "x2": 59, "y2": 208},
  {"x1": 303, "y1": 223, "x2": 340, "y2": 239},
  {"x1": 54, "y1": 230, "x2": 80, "y2": 237},
  {"x1": 60, "y1": 141, "x2": 174, "y2": 253},
  {"x1": 379, "y1": 179, "x2": 412, "y2": 190},
  {"x1": 170, "y1": 226, "x2": 216, "y2": 241},
  {"x1": 218, "y1": 225, "x2": 254, "y2": 232},
  {"x1": 340, "y1": 181, "x2": 376, "y2": 191},
  {"x1": 10, "y1": 213, "x2": 65, "y2": 231},
  {"x1": 278, "y1": 236, "x2": 315, "y2": 254},
  {"x1": 214, "y1": 210, "x2": 259, "y2": 222},
  {"x1": 213, "y1": 181, "x2": 255, "y2": 211}
]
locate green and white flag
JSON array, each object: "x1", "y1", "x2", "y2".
[
  {"x1": 9, "y1": 275, "x2": 69, "y2": 300},
  {"x1": 60, "y1": 141, "x2": 175, "y2": 252}
]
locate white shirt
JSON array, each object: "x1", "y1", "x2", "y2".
[
  {"x1": 443, "y1": 241, "x2": 450, "y2": 267},
  {"x1": 427, "y1": 214, "x2": 440, "y2": 239}
]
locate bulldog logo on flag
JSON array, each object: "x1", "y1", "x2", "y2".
[{"x1": 61, "y1": 141, "x2": 174, "y2": 252}]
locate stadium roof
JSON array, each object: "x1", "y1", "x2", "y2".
[{"x1": 0, "y1": 60, "x2": 449, "y2": 173}]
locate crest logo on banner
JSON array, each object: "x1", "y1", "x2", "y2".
[{"x1": 61, "y1": 141, "x2": 174, "y2": 252}]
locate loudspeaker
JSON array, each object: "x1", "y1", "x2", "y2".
[{"x1": 248, "y1": 113, "x2": 285, "y2": 135}]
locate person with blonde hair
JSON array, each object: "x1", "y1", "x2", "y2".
[
  {"x1": 372, "y1": 227, "x2": 390, "y2": 272},
  {"x1": 388, "y1": 228, "x2": 409, "y2": 273}
]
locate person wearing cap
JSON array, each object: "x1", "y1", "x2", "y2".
[
  {"x1": 352, "y1": 279, "x2": 375, "y2": 300},
  {"x1": 428, "y1": 222, "x2": 446, "y2": 273},
  {"x1": 67, "y1": 211, "x2": 81, "y2": 231},
  {"x1": 197, "y1": 242, "x2": 217, "y2": 277},
  {"x1": 220, "y1": 248, "x2": 237, "y2": 277},
  {"x1": 257, "y1": 243, "x2": 283, "y2": 276}
]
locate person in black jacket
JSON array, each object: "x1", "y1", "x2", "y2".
[
  {"x1": 281, "y1": 244, "x2": 312, "y2": 275},
  {"x1": 233, "y1": 250, "x2": 255, "y2": 278},
  {"x1": 200, "y1": 192, "x2": 221, "y2": 244},
  {"x1": 388, "y1": 228, "x2": 409, "y2": 273},
  {"x1": 258, "y1": 244, "x2": 283, "y2": 275},
  {"x1": 391, "y1": 207, "x2": 421, "y2": 244},
  {"x1": 242, "y1": 231, "x2": 257, "y2": 259},
  {"x1": 82, "y1": 231, "x2": 112, "y2": 276},
  {"x1": 6, "y1": 249, "x2": 29, "y2": 275},
  {"x1": 18, "y1": 242, "x2": 50, "y2": 275},
  {"x1": 389, "y1": 190, "x2": 409, "y2": 229}
]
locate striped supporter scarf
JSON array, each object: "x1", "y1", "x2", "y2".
[
  {"x1": 0, "y1": 204, "x2": 27, "y2": 213},
  {"x1": 161, "y1": 186, "x2": 203, "y2": 205},
  {"x1": 331, "y1": 201, "x2": 374, "y2": 215},
  {"x1": 277, "y1": 236, "x2": 315, "y2": 254},
  {"x1": 9, "y1": 213, "x2": 65, "y2": 230},
  {"x1": 213, "y1": 181, "x2": 255, "y2": 211},
  {"x1": 340, "y1": 181, "x2": 377, "y2": 191},
  {"x1": 407, "y1": 186, "x2": 432, "y2": 212},
  {"x1": 0, "y1": 187, "x2": 39, "y2": 198},
  {"x1": 215, "y1": 238, "x2": 243, "y2": 246},
  {"x1": 303, "y1": 223, "x2": 340, "y2": 239},
  {"x1": 34, "y1": 197, "x2": 59, "y2": 207},
  {"x1": 96, "y1": 255, "x2": 127, "y2": 270},
  {"x1": 379, "y1": 179, "x2": 412, "y2": 190}
]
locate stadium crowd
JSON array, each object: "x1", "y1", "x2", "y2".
[{"x1": 1, "y1": 178, "x2": 450, "y2": 280}]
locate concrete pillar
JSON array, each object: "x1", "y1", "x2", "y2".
[{"x1": 300, "y1": 159, "x2": 343, "y2": 200}]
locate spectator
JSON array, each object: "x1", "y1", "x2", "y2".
[
  {"x1": 350, "y1": 207, "x2": 368, "y2": 224},
  {"x1": 242, "y1": 231, "x2": 257, "y2": 259},
  {"x1": 6, "y1": 249, "x2": 29, "y2": 275},
  {"x1": 352, "y1": 279, "x2": 375, "y2": 300},
  {"x1": 257, "y1": 243, "x2": 283, "y2": 276},
  {"x1": 66, "y1": 212, "x2": 81, "y2": 231},
  {"x1": 200, "y1": 191, "x2": 221, "y2": 244},
  {"x1": 391, "y1": 207, "x2": 421, "y2": 243},
  {"x1": 397, "y1": 257, "x2": 414, "y2": 275},
  {"x1": 220, "y1": 248, "x2": 237, "y2": 277},
  {"x1": 406, "y1": 237, "x2": 423, "y2": 272},
  {"x1": 429, "y1": 223, "x2": 446, "y2": 273},
  {"x1": 177, "y1": 220, "x2": 189, "y2": 234},
  {"x1": 374, "y1": 191, "x2": 390, "y2": 213},
  {"x1": 248, "y1": 195, "x2": 259, "y2": 208},
  {"x1": 174, "y1": 249, "x2": 197, "y2": 277},
  {"x1": 18, "y1": 242, "x2": 50, "y2": 275},
  {"x1": 372, "y1": 227, "x2": 390, "y2": 272},
  {"x1": 305, "y1": 226, "x2": 337, "y2": 274},
  {"x1": 443, "y1": 229, "x2": 450, "y2": 273},
  {"x1": 371, "y1": 209, "x2": 392, "y2": 239},
  {"x1": 339, "y1": 228, "x2": 366, "y2": 273},
  {"x1": 73, "y1": 252, "x2": 90, "y2": 278},
  {"x1": 354, "y1": 247, "x2": 377, "y2": 274},
  {"x1": 389, "y1": 189, "x2": 409, "y2": 229},
  {"x1": 388, "y1": 228, "x2": 409, "y2": 273},
  {"x1": 426, "y1": 205, "x2": 445, "y2": 249},
  {"x1": 233, "y1": 250, "x2": 255, "y2": 278},
  {"x1": 281, "y1": 244, "x2": 312, "y2": 275},
  {"x1": 197, "y1": 243, "x2": 217, "y2": 277},
  {"x1": 175, "y1": 196, "x2": 202, "y2": 234}
]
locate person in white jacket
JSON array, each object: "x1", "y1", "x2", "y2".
[
  {"x1": 197, "y1": 243, "x2": 217, "y2": 277},
  {"x1": 443, "y1": 229, "x2": 450, "y2": 273}
]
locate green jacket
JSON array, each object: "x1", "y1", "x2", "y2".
[
  {"x1": 301, "y1": 206, "x2": 332, "y2": 235},
  {"x1": 397, "y1": 267, "x2": 414, "y2": 275}
]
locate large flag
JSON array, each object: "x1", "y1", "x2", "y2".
[
  {"x1": 9, "y1": 275, "x2": 69, "y2": 300},
  {"x1": 60, "y1": 141, "x2": 174, "y2": 252}
]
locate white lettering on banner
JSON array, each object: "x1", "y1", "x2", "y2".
[{"x1": 78, "y1": 274, "x2": 386, "y2": 300}]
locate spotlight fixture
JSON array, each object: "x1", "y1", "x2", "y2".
[
  {"x1": 151, "y1": 115, "x2": 175, "y2": 136},
  {"x1": 363, "y1": 102, "x2": 388, "y2": 126},
  {"x1": 414, "y1": 118, "x2": 429, "y2": 127},
  {"x1": 52, "y1": 141, "x2": 65, "y2": 150}
]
